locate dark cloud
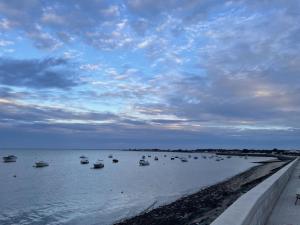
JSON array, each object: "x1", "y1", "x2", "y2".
[
  {"x1": 0, "y1": 119, "x2": 299, "y2": 149},
  {"x1": 0, "y1": 57, "x2": 78, "y2": 89},
  {"x1": 0, "y1": 101, "x2": 119, "y2": 124}
]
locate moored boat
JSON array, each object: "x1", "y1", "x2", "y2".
[
  {"x1": 154, "y1": 156, "x2": 158, "y2": 160},
  {"x1": 112, "y1": 159, "x2": 119, "y2": 163},
  {"x1": 35, "y1": 161, "x2": 49, "y2": 167},
  {"x1": 108, "y1": 154, "x2": 113, "y2": 158},
  {"x1": 94, "y1": 160, "x2": 104, "y2": 169},
  {"x1": 139, "y1": 159, "x2": 150, "y2": 166},
  {"x1": 181, "y1": 157, "x2": 188, "y2": 162},
  {"x1": 80, "y1": 158, "x2": 89, "y2": 164},
  {"x1": 3, "y1": 155, "x2": 17, "y2": 163}
]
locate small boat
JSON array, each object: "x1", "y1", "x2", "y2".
[
  {"x1": 139, "y1": 159, "x2": 150, "y2": 166},
  {"x1": 164, "y1": 155, "x2": 167, "y2": 157},
  {"x1": 175, "y1": 156, "x2": 179, "y2": 158},
  {"x1": 108, "y1": 154, "x2": 113, "y2": 158},
  {"x1": 112, "y1": 159, "x2": 119, "y2": 163},
  {"x1": 227, "y1": 156, "x2": 232, "y2": 159},
  {"x1": 94, "y1": 160, "x2": 104, "y2": 169},
  {"x1": 194, "y1": 156, "x2": 198, "y2": 159},
  {"x1": 142, "y1": 155, "x2": 146, "y2": 159},
  {"x1": 3, "y1": 155, "x2": 17, "y2": 163},
  {"x1": 35, "y1": 161, "x2": 49, "y2": 167},
  {"x1": 181, "y1": 157, "x2": 188, "y2": 162},
  {"x1": 188, "y1": 155, "x2": 192, "y2": 158},
  {"x1": 171, "y1": 157, "x2": 175, "y2": 160},
  {"x1": 148, "y1": 155, "x2": 151, "y2": 158},
  {"x1": 202, "y1": 155, "x2": 207, "y2": 159},
  {"x1": 80, "y1": 158, "x2": 89, "y2": 164},
  {"x1": 216, "y1": 158, "x2": 220, "y2": 162},
  {"x1": 154, "y1": 156, "x2": 158, "y2": 160},
  {"x1": 80, "y1": 155, "x2": 87, "y2": 159}
]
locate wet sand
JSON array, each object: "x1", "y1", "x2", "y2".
[{"x1": 114, "y1": 160, "x2": 288, "y2": 225}]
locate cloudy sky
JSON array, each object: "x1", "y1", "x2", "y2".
[{"x1": 0, "y1": 0, "x2": 299, "y2": 149}]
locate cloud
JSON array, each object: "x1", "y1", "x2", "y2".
[
  {"x1": 0, "y1": 100, "x2": 119, "y2": 125},
  {"x1": 0, "y1": 57, "x2": 79, "y2": 89},
  {"x1": 0, "y1": 39, "x2": 14, "y2": 47},
  {"x1": 0, "y1": 0, "x2": 126, "y2": 50},
  {"x1": 0, "y1": 0, "x2": 300, "y2": 148}
]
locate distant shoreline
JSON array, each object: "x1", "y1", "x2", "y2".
[
  {"x1": 115, "y1": 159, "x2": 291, "y2": 225},
  {"x1": 125, "y1": 148, "x2": 299, "y2": 159}
]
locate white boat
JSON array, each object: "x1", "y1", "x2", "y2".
[
  {"x1": 3, "y1": 155, "x2": 17, "y2": 162},
  {"x1": 139, "y1": 159, "x2": 150, "y2": 166},
  {"x1": 181, "y1": 157, "x2": 188, "y2": 162},
  {"x1": 35, "y1": 161, "x2": 49, "y2": 167},
  {"x1": 80, "y1": 155, "x2": 87, "y2": 159},
  {"x1": 80, "y1": 158, "x2": 89, "y2": 164},
  {"x1": 142, "y1": 155, "x2": 146, "y2": 159},
  {"x1": 93, "y1": 160, "x2": 104, "y2": 169}
]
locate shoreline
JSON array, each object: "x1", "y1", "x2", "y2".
[{"x1": 114, "y1": 159, "x2": 290, "y2": 225}]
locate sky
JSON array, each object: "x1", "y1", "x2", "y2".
[{"x1": 0, "y1": 0, "x2": 299, "y2": 149}]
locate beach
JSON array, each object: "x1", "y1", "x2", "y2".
[{"x1": 115, "y1": 159, "x2": 288, "y2": 225}]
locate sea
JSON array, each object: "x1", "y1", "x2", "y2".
[{"x1": 0, "y1": 149, "x2": 271, "y2": 225}]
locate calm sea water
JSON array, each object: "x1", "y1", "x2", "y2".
[{"x1": 0, "y1": 150, "x2": 271, "y2": 225}]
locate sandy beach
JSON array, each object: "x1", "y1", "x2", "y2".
[{"x1": 115, "y1": 160, "x2": 289, "y2": 225}]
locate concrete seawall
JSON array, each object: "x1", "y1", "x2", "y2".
[{"x1": 211, "y1": 158, "x2": 298, "y2": 225}]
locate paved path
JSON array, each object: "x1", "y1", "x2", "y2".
[{"x1": 266, "y1": 160, "x2": 300, "y2": 225}]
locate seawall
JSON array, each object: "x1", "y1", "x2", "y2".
[{"x1": 211, "y1": 158, "x2": 298, "y2": 225}]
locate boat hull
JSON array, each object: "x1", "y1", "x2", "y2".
[
  {"x1": 35, "y1": 162, "x2": 49, "y2": 167},
  {"x1": 3, "y1": 158, "x2": 17, "y2": 163},
  {"x1": 93, "y1": 163, "x2": 104, "y2": 169}
]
